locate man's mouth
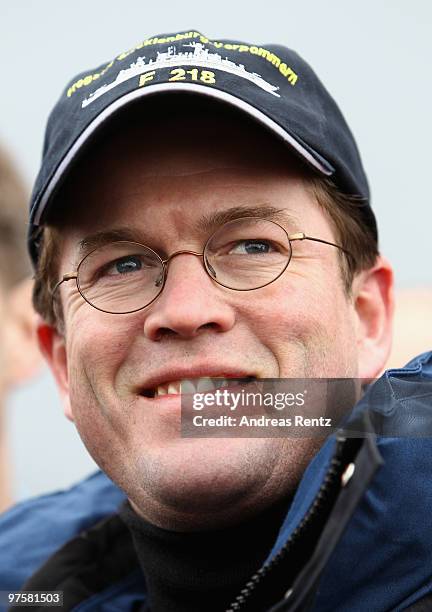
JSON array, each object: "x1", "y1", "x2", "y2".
[{"x1": 140, "y1": 376, "x2": 256, "y2": 399}]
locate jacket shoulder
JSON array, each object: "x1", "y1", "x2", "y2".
[{"x1": 0, "y1": 470, "x2": 125, "y2": 591}]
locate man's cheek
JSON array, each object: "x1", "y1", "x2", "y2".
[
  {"x1": 67, "y1": 325, "x2": 118, "y2": 382},
  {"x1": 73, "y1": 409, "x2": 121, "y2": 475}
]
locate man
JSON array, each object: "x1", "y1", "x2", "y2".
[
  {"x1": 1, "y1": 30, "x2": 432, "y2": 611},
  {"x1": 0, "y1": 145, "x2": 41, "y2": 512}
]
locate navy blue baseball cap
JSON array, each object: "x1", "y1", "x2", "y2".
[{"x1": 28, "y1": 29, "x2": 377, "y2": 263}]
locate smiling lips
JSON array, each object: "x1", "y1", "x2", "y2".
[{"x1": 141, "y1": 376, "x2": 256, "y2": 399}]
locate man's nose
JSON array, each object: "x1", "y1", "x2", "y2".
[{"x1": 143, "y1": 252, "x2": 236, "y2": 341}]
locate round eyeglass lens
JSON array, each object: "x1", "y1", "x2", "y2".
[
  {"x1": 204, "y1": 217, "x2": 292, "y2": 290},
  {"x1": 77, "y1": 241, "x2": 164, "y2": 313}
]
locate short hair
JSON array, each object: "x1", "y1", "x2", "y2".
[
  {"x1": 31, "y1": 96, "x2": 378, "y2": 328},
  {"x1": 0, "y1": 145, "x2": 30, "y2": 289}
]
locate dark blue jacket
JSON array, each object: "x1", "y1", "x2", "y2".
[{"x1": 1, "y1": 352, "x2": 431, "y2": 611}]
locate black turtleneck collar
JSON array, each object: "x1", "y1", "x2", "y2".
[{"x1": 119, "y1": 497, "x2": 291, "y2": 612}]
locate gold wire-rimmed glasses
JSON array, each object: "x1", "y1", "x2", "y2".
[{"x1": 51, "y1": 217, "x2": 353, "y2": 315}]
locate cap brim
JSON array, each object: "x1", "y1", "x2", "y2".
[{"x1": 32, "y1": 82, "x2": 335, "y2": 227}]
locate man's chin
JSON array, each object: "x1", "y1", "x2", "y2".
[{"x1": 125, "y1": 437, "x2": 286, "y2": 528}]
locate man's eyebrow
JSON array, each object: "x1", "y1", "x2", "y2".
[
  {"x1": 74, "y1": 206, "x2": 300, "y2": 265},
  {"x1": 75, "y1": 228, "x2": 148, "y2": 265},
  {"x1": 194, "y1": 205, "x2": 301, "y2": 233}
]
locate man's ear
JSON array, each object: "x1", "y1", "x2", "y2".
[
  {"x1": 4, "y1": 279, "x2": 43, "y2": 387},
  {"x1": 352, "y1": 256, "x2": 394, "y2": 379},
  {"x1": 36, "y1": 315, "x2": 74, "y2": 422}
]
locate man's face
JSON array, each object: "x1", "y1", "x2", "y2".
[{"x1": 48, "y1": 112, "x2": 365, "y2": 529}]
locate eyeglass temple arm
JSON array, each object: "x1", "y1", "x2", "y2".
[
  {"x1": 51, "y1": 273, "x2": 77, "y2": 298},
  {"x1": 288, "y1": 232, "x2": 353, "y2": 259}
]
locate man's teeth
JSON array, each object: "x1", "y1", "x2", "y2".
[
  {"x1": 151, "y1": 378, "x2": 253, "y2": 397},
  {"x1": 156, "y1": 381, "x2": 181, "y2": 396}
]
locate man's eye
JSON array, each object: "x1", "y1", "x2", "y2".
[
  {"x1": 102, "y1": 255, "x2": 145, "y2": 276},
  {"x1": 229, "y1": 240, "x2": 275, "y2": 255}
]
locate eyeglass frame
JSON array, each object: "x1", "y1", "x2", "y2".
[{"x1": 51, "y1": 217, "x2": 354, "y2": 315}]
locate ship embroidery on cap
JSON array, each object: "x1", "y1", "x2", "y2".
[{"x1": 82, "y1": 41, "x2": 280, "y2": 108}]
